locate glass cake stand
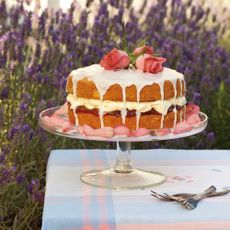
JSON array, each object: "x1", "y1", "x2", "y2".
[{"x1": 39, "y1": 106, "x2": 208, "y2": 190}]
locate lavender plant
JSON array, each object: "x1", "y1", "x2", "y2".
[{"x1": 0, "y1": 0, "x2": 230, "y2": 228}]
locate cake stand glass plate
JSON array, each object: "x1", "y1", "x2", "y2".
[{"x1": 39, "y1": 106, "x2": 208, "y2": 190}]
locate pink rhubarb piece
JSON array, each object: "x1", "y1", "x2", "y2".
[
  {"x1": 173, "y1": 122, "x2": 193, "y2": 135},
  {"x1": 155, "y1": 128, "x2": 171, "y2": 136},
  {"x1": 83, "y1": 124, "x2": 94, "y2": 131},
  {"x1": 62, "y1": 126, "x2": 77, "y2": 133},
  {"x1": 83, "y1": 126, "x2": 114, "y2": 138},
  {"x1": 186, "y1": 113, "x2": 201, "y2": 125},
  {"x1": 128, "y1": 128, "x2": 150, "y2": 137},
  {"x1": 78, "y1": 125, "x2": 93, "y2": 135},
  {"x1": 44, "y1": 115, "x2": 63, "y2": 125},
  {"x1": 113, "y1": 125, "x2": 130, "y2": 136},
  {"x1": 186, "y1": 103, "x2": 200, "y2": 117},
  {"x1": 61, "y1": 121, "x2": 78, "y2": 133}
]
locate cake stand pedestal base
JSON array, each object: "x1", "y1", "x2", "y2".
[{"x1": 80, "y1": 142, "x2": 165, "y2": 190}]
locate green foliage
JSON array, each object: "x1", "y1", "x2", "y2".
[{"x1": 211, "y1": 81, "x2": 230, "y2": 148}]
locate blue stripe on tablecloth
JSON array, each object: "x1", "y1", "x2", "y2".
[{"x1": 47, "y1": 149, "x2": 230, "y2": 167}]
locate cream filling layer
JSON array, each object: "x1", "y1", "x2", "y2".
[{"x1": 67, "y1": 94, "x2": 186, "y2": 115}]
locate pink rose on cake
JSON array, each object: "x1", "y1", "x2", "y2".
[
  {"x1": 100, "y1": 48, "x2": 130, "y2": 70},
  {"x1": 99, "y1": 45, "x2": 166, "y2": 74},
  {"x1": 133, "y1": 45, "x2": 154, "y2": 56},
  {"x1": 135, "y1": 54, "x2": 166, "y2": 74}
]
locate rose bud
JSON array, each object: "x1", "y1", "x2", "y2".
[
  {"x1": 135, "y1": 54, "x2": 166, "y2": 74},
  {"x1": 100, "y1": 48, "x2": 130, "y2": 70}
]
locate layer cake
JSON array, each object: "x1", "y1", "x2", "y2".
[{"x1": 66, "y1": 64, "x2": 186, "y2": 130}]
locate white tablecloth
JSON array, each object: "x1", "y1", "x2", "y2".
[{"x1": 42, "y1": 149, "x2": 230, "y2": 230}]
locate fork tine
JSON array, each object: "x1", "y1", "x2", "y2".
[
  {"x1": 150, "y1": 191, "x2": 166, "y2": 198},
  {"x1": 151, "y1": 194, "x2": 166, "y2": 199},
  {"x1": 151, "y1": 194, "x2": 166, "y2": 200},
  {"x1": 150, "y1": 191, "x2": 174, "y2": 201},
  {"x1": 151, "y1": 190, "x2": 166, "y2": 198}
]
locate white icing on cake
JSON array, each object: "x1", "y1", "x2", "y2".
[
  {"x1": 69, "y1": 64, "x2": 184, "y2": 97},
  {"x1": 67, "y1": 95, "x2": 186, "y2": 114},
  {"x1": 67, "y1": 64, "x2": 185, "y2": 128}
]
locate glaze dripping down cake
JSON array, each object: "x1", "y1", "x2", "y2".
[{"x1": 66, "y1": 64, "x2": 187, "y2": 130}]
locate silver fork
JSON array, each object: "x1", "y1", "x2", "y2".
[
  {"x1": 182, "y1": 185, "x2": 216, "y2": 210},
  {"x1": 151, "y1": 186, "x2": 230, "y2": 210}
]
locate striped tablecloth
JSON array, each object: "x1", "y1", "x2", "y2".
[{"x1": 42, "y1": 149, "x2": 230, "y2": 230}]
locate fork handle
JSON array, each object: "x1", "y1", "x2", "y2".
[{"x1": 194, "y1": 186, "x2": 216, "y2": 200}]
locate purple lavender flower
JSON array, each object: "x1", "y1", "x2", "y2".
[
  {"x1": 206, "y1": 132, "x2": 215, "y2": 143},
  {"x1": 27, "y1": 179, "x2": 40, "y2": 194},
  {"x1": 0, "y1": 166, "x2": 16, "y2": 185},
  {"x1": 0, "y1": 54, "x2": 6, "y2": 67},
  {"x1": 0, "y1": 105, "x2": 3, "y2": 128},
  {"x1": 21, "y1": 123, "x2": 34, "y2": 140},
  {"x1": 21, "y1": 124, "x2": 31, "y2": 133},
  {"x1": 16, "y1": 172, "x2": 25, "y2": 184},
  {"x1": 0, "y1": 32, "x2": 10, "y2": 51},
  {"x1": 0, "y1": 86, "x2": 9, "y2": 100},
  {"x1": 38, "y1": 10, "x2": 48, "y2": 37},
  {"x1": 21, "y1": 11, "x2": 32, "y2": 37},
  {"x1": 1, "y1": 145, "x2": 10, "y2": 155},
  {"x1": 8, "y1": 125, "x2": 20, "y2": 140},
  {"x1": 27, "y1": 179, "x2": 44, "y2": 203},
  {"x1": 32, "y1": 190, "x2": 44, "y2": 203},
  {"x1": 0, "y1": 153, "x2": 6, "y2": 165},
  {"x1": 0, "y1": 167, "x2": 10, "y2": 185},
  {"x1": 19, "y1": 103, "x2": 28, "y2": 111},
  {"x1": 0, "y1": 0, "x2": 6, "y2": 18}
]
